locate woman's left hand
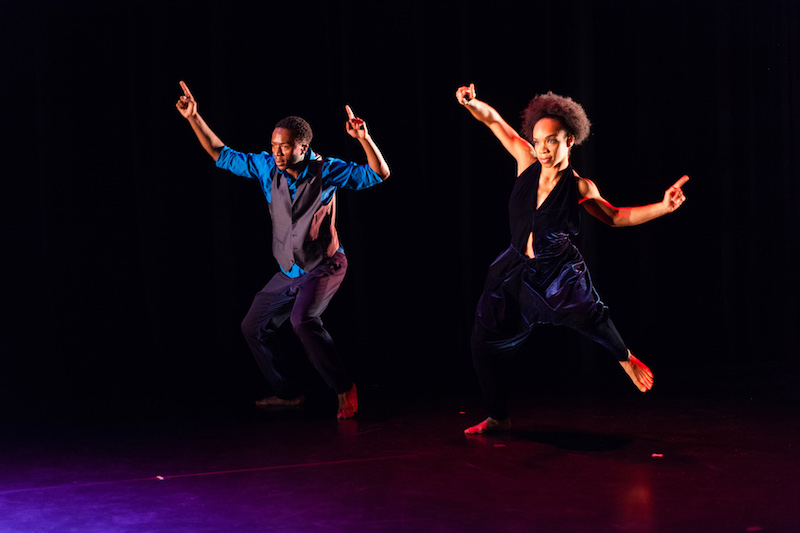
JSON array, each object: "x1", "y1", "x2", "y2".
[{"x1": 664, "y1": 175, "x2": 689, "y2": 212}]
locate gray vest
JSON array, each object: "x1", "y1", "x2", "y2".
[{"x1": 269, "y1": 156, "x2": 339, "y2": 273}]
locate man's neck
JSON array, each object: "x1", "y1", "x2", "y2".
[{"x1": 285, "y1": 156, "x2": 309, "y2": 179}]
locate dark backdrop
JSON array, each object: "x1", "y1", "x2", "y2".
[{"x1": 2, "y1": 0, "x2": 798, "y2": 414}]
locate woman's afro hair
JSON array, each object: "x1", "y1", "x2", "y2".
[
  {"x1": 520, "y1": 91, "x2": 591, "y2": 146},
  {"x1": 275, "y1": 115, "x2": 313, "y2": 144}
]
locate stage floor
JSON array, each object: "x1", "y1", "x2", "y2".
[{"x1": 0, "y1": 389, "x2": 797, "y2": 532}]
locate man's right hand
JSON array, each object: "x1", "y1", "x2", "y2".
[
  {"x1": 174, "y1": 80, "x2": 224, "y2": 161},
  {"x1": 176, "y1": 80, "x2": 197, "y2": 119}
]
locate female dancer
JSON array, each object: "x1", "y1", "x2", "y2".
[{"x1": 455, "y1": 83, "x2": 688, "y2": 434}]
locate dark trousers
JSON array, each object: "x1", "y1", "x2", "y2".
[
  {"x1": 471, "y1": 248, "x2": 628, "y2": 420},
  {"x1": 241, "y1": 252, "x2": 350, "y2": 399}
]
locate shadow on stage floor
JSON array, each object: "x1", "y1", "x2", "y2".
[{"x1": 0, "y1": 383, "x2": 798, "y2": 532}]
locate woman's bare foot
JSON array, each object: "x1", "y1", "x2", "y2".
[
  {"x1": 619, "y1": 352, "x2": 654, "y2": 392},
  {"x1": 337, "y1": 384, "x2": 358, "y2": 419},
  {"x1": 464, "y1": 417, "x2": 512, "y2": 435},
  {"x1": 255, "y1": 394, "x2": 305, "y2": 407}
]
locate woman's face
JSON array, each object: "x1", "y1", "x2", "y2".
[{"x1": 531, "y1": 117, "x2": 573, "y2": 170}]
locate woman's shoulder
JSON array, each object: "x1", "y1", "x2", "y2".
[{"x1": 517, "y1": 160, "x2": 542, "y2": 178}]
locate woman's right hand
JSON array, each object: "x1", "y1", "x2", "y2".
[{"x1": 455, "y1": 83, "x2": 477, "y2": 106}]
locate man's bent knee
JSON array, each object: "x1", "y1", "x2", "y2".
[{"x1": 290, "y1": 315, "x2": 324, "y2": 336}]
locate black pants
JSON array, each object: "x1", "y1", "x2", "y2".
[
  {"x1": 471, "y1": 246, "x2": 628, "y2": 420},
  {"x1": 241, "y1": 252, "x2": 350, "y2": 399}
]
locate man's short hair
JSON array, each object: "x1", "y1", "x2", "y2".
[{"x1": 275, "y1": 116, "x2": 313, "y2": 145}]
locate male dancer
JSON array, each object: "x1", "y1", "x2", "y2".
[{"x1": 176, "y1": 81, "x2": 390, "y2": 418}]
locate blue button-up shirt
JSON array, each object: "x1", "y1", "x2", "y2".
[{"x1": 216, "y1": 145, "x2": 383, "y2": 277}]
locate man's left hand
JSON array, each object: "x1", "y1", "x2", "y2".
[{"x1": 345, "y1": 105, "x2": 368, "y2": 140}]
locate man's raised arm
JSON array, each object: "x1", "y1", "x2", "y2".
[
  {"x1": 344, "y1": 105, "x2": 390, "y2": 180},
  {"x1": 176, "y1": 81, "x2": 225, "y2": 162}
]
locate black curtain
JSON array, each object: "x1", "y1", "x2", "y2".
[{"x1": 2, "y1": 0, "x2": 798, "y2": 411}]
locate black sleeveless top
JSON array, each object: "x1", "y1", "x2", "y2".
[
  {"x1": 477, "y1": 162, "x2": 621, "y2": 355},
  {"x1": 508, "y1": 161, "x2": 581, "y2": 261}
]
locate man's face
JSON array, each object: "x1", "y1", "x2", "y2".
[{"x1": 271, "y1": 127, "x2": 307, "y2": 172}]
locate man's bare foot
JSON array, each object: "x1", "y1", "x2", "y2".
[
  {"x1": 337, "y1": 384, "x2": 358, "y2": 419},
  {"x1": 255, "y1": 394, "x2": 305, "y2": 407},
  {"x1": 619, "y1": 352, "x2": 654, "y2": 392},
  {"x1": 464, "y1": 417, "x2": 511, "y2": 435}
]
